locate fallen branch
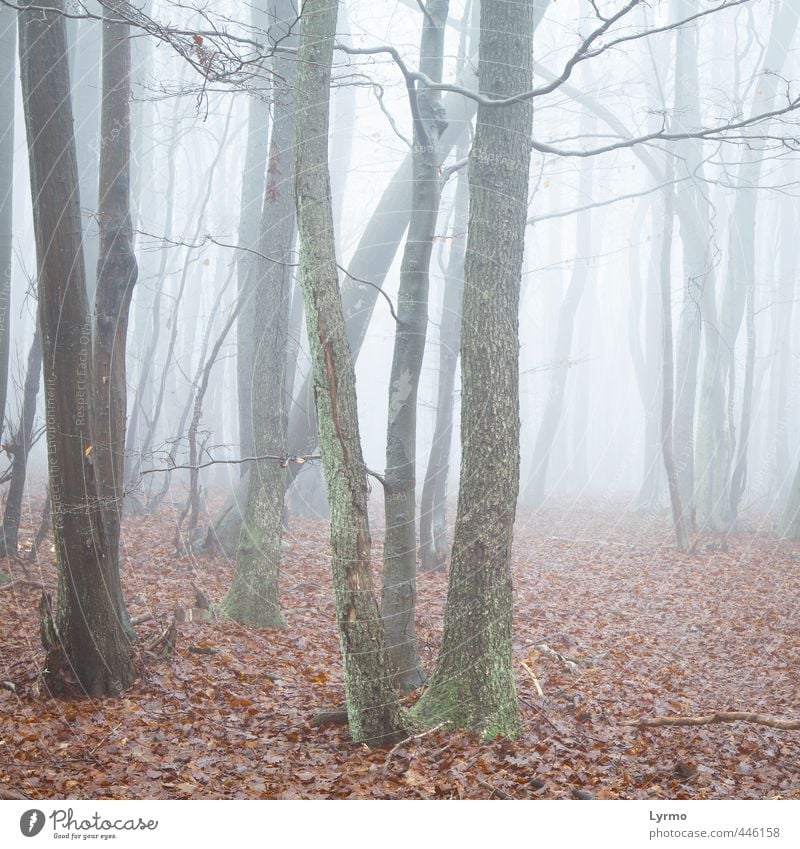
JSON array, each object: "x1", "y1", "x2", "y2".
[
  {"x1": 310, "y1": 703, "x2": 349, "y2": 728},
  {"x1": 0, "y1": 785, "x2": 31, "y2": 800},
  {"x1": 143, "y1": 619, "x2": 177, "y2": 655},
  {"x1": 475, "y1": 776, "x2": 512, "y2": 800},
  {"x1": 130, "y1": 613, "x2": 154, "y2": 626},
  {"x1": 382, "y1": 723, "x2": 445, "y2": 775},
  {"x1": 532, "y1": 642, "x2": 579, "y2": 672},
  {"x1": 622, "y1": 712, "x2": 800, "y2": 730},
  {"x1": 520, "y1": 660, "x2": 545, "y2": 698},
  {"x1": 0, "y1": 579, "x2": 51, "y2": 593}
]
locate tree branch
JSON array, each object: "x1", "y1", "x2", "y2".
[{"x1": 622, "y1": 711, "x2": 800, "y2": 730}]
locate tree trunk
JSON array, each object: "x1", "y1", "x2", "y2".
[
  {"x1": 18, "y1": 0, "x2": 133, "y2": 696},
  {"x1": 0, "y1": 329, "x2": 42, "y2": 557},
  {"x1": 219, "y1": 0, "x2": 297, "y2": 627},
  {"x1": 658, "y1": 164, "x2": 692, "y2": 552},
  {"x1": 418, "y1": 152, "x2": 468, "y2": 572},
  {"x1": 294, "y1": 0, "x2": 406, "y2": 745},
  {"x1": 413, "y1": 0, "x2": 533, "y2": 740},
  {"x1": 93, "y1": 7, "x2": 138, "y2": 637},
  {"x1": 237, "y1": 0, "x2": 272, "y2": 464},
  {"x1": 523, "y1": 115, "x2": 596, "y2": 508},
  {"x1": 380, "y1": 0, "x2": 450, "y2": 693},
  {"x1": 0, "y1": 2, "x2": 14, "y2": 446},
  {"x1": 285, "y1": 0, "x2": 552, "y2": 471}
]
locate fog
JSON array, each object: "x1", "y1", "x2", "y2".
[{"x1": 3, "y1": 0, "x2": 800, "y2": 551}]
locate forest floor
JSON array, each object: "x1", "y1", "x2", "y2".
[{"x1": 1, "y1": 495, "x2": 799, "y2": 800}]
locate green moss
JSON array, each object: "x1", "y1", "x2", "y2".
[{"x1": 216, "y1": 520, "x2": 287, "y2": 629}]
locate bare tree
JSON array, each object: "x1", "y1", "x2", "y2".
[
  {"x1": 93, "y1": 1, "x2": 139, "y2": 635},
  {"x1": 380, "y1": 0, "x2": 450, "y2": 693},
  {"x1": 413, "y1": 0, "x2": 534, "y2": 739},
  {"x1": 18, "y1": 0, "x2": 133, "y2": 696},
  {"x1": 0, "y1": 1, "x2": 13, "y2": 448},
  {"x1": 294, "y1": 0, "x2": 406, "y2": 745}
]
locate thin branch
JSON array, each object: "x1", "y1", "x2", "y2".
[
  {"x1": 140, "y1": 453, "x2": 320, "y2": 475},
  {"x1": 413, "y1": 0, "x2": 436, "y2": 29},
  {"x1": 528, "y1": 174, "x2": 691, "y2": 224},
  {"x1": 336, "y1": 1, "x2": 750, "y2": 107},
  {"x1": 530, "y1": 94, "x2": 800, "y2": 157},
  {"x1": 622, "y1": 712, "x2": 800, "y2": 730}
]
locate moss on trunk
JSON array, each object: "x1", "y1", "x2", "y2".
[{"x1": 412, "y1": 0, "x2": 534, "y2": 740}]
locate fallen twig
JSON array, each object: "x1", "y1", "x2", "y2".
[
  {"x1": 0, "y1": 579, "x2": 51, "y2": 593},
  {"x1": 143, "y1": 619, "x2": 177, "y2": 655},
  {"x1": 520, "y1": 660, "x2": 545, "y2": 698},
  {"x1": 382, "y1": 723, "x2": 445, "y2": 775},
  {"x1": 0, "y1": 785, "x2": 31, "y2": 800},
  {"x1": 622, "y1": 712, "x2": 800, "y2": 730},
  {"x1": 475, "y1": 776, "x2": 512, "y2": 799}
]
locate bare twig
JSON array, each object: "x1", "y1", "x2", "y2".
[
  {"x1": 475, "y1": 776, "x2": 512, "y2": 799},
  {"x1": 0, "y1": 579, "x2": 51, "y2": 593},
  {"x1": 622, "y1": 712, "x2": 800, "y2": 730},
  {"x1": 520, "y1": 660, "x2": 545, "y2": 698},
  {"x1": 382, "y1": 722, "x2": 445, "y2": 774}
]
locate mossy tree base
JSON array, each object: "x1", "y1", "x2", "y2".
[
  {"x1": 411, "y1": 0, "x2": 532, "y2": 742},
  {"x1": 217, "y1": 517, "x2": 287, "y2": 629}
]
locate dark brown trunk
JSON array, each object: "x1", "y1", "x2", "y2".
[{"x1": 19, "y1": 0, "x2": 133, "y2": 696}]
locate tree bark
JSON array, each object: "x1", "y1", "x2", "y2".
[
  {"x1": 237, "y1": 0, "x2": 272, "y2": 464},
  {"x1": 418, "y1": 154, "x2": 467, "y2": 572},
  {"x1": 380, "y1": 0, "x2": 450, "y2": 693},
  {"x1": 413, "y1": 0, "x2": 533, "y2": 740},
  {"x1": 19, "y1": 0, "x2": 133, "y2": 696},
  {"x1": 218, "y1": 0, "x2": 297, "y2": 627},
  {"x1": 0, "y1": 329, "x2": 42, "y2": 557},
  {"x1": 294, "y1": 0, "x2": 406, "y2": 745},
  {"x1": 0, "y1": 4, "x2": 13, "y2": 448},
  {"x1": 285, "y1": 0, "x2": 552, "y2": 472},
  {"x1": 93, "y1": 6, "x2": 138, "y2": 637}
]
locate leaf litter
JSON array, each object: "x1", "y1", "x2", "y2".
[{"x1": 0, "y1": 498, "x2": 798, "y2": 800}]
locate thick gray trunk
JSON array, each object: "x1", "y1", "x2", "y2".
[{"x1": 413, "y1": 0, "x2": 533, "y2": 740}]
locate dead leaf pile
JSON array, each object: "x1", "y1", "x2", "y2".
[{"x1": 0, "y1": 496, "x2": 798, "y2": 799}]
